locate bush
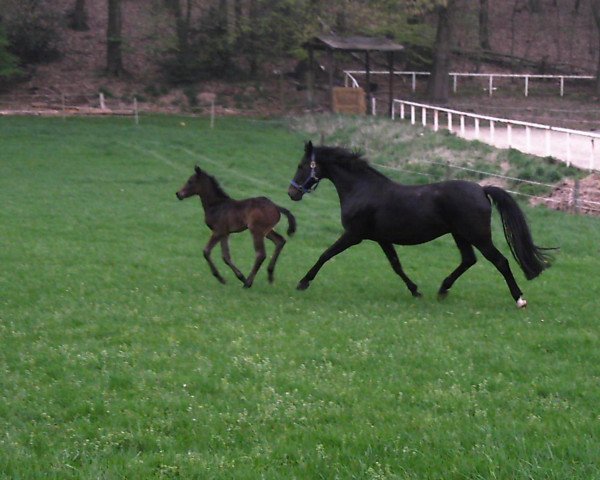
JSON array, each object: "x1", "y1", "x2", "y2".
[{"x1": 2, "y1": 0, "x2": 61, "y2": 64}]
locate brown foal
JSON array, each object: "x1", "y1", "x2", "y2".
[{"x1": 176, "y1": 165, "x2": 296, "y2": 287}]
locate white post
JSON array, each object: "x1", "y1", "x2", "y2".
[
  {"x1": 460, "y1": 115, "x2": 465, "y2": 136},
  {"x1": 475, "y1": 118, "x2": 480, "y2": 139},
  {"x1": 507, "y1": 124, "x2": 512, "y2": 147},
  {"x1": 545, "y1": 130, "x2": 550, "y2": 156},
  {"x1": 490, "y1": 120, "x2": 495, "y2": 142},
  {"x1": 489, "y1": 76, "x2": 493, "y2": 97},
  {"x1": 560, "y1": 77, "x2": 564, "y2": 97},
  {"x1": 526, "y1": 126, "x2": 531, "y2": 150},
  {"x1": 391, "y1": 101, "x2": 396, "y2": 120},
  {"x1": 567, "y1": 133, "x2": 572, "y2": 166},
  {"x1": 411, "y1": 105, "x2": 416, "y2": 125},
  {"x1": 525, "y1": 76, "x2": 529, "y2": 97},
  {"x1": 422, "y1": 107, "x2": 427, "y2": 126},
  {"x1": 99, "y1": 92, "x2": 106, "y2": 110},
  {"x1": 452, "y1": 74, "x2": 457, "y2": 93},
  {"x1": 134, "y1": 97, "x2": 139, "y2": 125},
  {"x1": 210, "y1": 99, "x2": 215, "y2": 129},
  {"x1": 447, "y1": 112, "x2": 453, "y2": 132},
  {"x1": 433, "y1": 110, "x2": 439, "y2": 132},
  {"x1": 412, "y1": 73, "x2": 416, "y2": 92},
  {"x1": 400, "y1": 102, "x2": 405, "y2": 120}
]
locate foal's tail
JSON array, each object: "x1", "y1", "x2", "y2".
[
  {"x1": 277, "y1": 206, "x2": 297, "y2": 237},
  {"x1": 484, "y1": 186, "x2": 553, "y2": 280}
]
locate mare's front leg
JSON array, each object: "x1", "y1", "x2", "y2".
[
  {"x1": 297, "y1": 231, "x2": 362, "y2": 290},
  {"x1": 378, "y1": 241, "x2": 422, "y2": 297},
  {"x1": 220, "y1": 236, "x2": 246, "y2": 284},
  {"x1": 204, "y1": 233, "x2": 226, "y2": 284}
]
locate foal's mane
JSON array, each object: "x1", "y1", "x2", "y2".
[
  {"x1": 317, "y1": 146, "x2": 385, "y2": 178},
  {"x1": 201, "y1": 170, "x2": 231, "y2": 200}
]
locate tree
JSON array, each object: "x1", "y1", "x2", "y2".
[
  {"x1": 68, "y1": 0, "x2": 89, "y2": 31},
  {"x1": 0, "y1": 26, "x2": 21, "y2": 83},
  {"x1": 592, "y1": 0, "x2": 600, "y2": 95},
  {"x1": 426, "y1": 0, "x2": 457, "y2": 102},
  {"x1": 479, "y1": 0, "x2": 490, "y2": 50},
  {"x1": 106, "y1": 0, "x2": 123, "y2": 76}
]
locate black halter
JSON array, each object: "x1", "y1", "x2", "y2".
[{"x1": 290, "y1": 154, "x2": 320, "y2": 194}]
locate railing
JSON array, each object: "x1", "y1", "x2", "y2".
[
  {"x1": 344, "y1": 70, "x2": 595, "y2": 97},
  {"x1": 391, "y1": 98, "x2": 600, "y2": 171}
]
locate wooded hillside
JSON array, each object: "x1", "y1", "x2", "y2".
[{"x1": 0, "y1": 0, "x2": 598, "y2": 114}]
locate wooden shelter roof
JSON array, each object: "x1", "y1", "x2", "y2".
[{"x1": 304, "y1": 34, "x2": 404, "y2": 53}]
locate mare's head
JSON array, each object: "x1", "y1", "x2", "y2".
[
  {"x1": 288, "y1": 141, "x2": 323, "y2": 201},
  {"x1": 176, "y1": 165, "x2": 206, "y2": 200}
]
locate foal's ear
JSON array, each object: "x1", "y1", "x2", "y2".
[
  {"x1": 305, "y1": 140, "x2": 313, "y2": 156},
  {"x1": 194, "y1": 165, "x2": 201, "y2": 175}
]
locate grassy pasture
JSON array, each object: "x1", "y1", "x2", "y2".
[{"x1": 1, "y1": 115, "x2": 600, "y2": 479}]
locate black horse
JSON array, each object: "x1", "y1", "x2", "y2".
[{"x1": 288, "y1": 141, "x2": 552, "y2": 308}]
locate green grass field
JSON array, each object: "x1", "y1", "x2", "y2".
[{"x1": 1, "y1": 115, "x2": 600, "y2": 479}]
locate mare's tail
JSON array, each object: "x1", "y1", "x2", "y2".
[
  {"x1": 277, "y1": 206, "x2": 297, "y2": 237},
  {"x1": 483, "y1": 186, "x2": 554, "y2": 279}
]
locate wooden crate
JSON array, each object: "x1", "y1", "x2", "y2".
[{"x1": 332, "y1": 87, "x2": 366, "y2": 115}]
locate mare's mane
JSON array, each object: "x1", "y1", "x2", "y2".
[{"x1": 316, "y1": 146, "x2": 386, "y2": 178}]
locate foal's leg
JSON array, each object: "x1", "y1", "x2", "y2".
[
  {"x1": 438, "y1": 234, "x2": 477, "y2": 299},
  {"x1": 378, "y1": 241, "x2": 421, "y2": 297},
  {"x1": 266, "y1": 230, "x2": 286, "y2": 284},
  {"x1": 203, "y1": 233, "x2": 226, "y2": 284},
  {"x1": 476, "y1": 240, "x2": 526, "y2": 307},
  {"x1": 243, "y1": 233, "x2": 267, "y2": 288},
  {"x1": 297, "y1": 231, "x2": 362, "y2": 290},
  {"x1": 220, "y1": 237, "x2": 246, "y2": 284}
]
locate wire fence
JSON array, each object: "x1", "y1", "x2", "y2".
[{"x1": 373, "y1": 159, "x2": 600, "y2": 215}]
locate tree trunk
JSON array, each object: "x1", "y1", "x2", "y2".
[
  {"x1": 106, "y1": 0, "x2": 123, "y2": 76},
  {"x1": 427, "y1": 0, "x2": 455, "y2": 102},
  {"x1": 69, "y1": 0, "x2": 89, "y2": 31},
  {"x1": 479, "y1": 0, "x2": 490, "y2": 50},
  {"x1": 592, "y1": 0, "x2": 600, "y2": 95}
]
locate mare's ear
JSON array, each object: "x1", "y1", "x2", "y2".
[
  {"x1": 194, "y1": 165, "x2": 201, "y2": 175},
  {"x1": 305, "y1": 140, "x2": 313, "y2": 156}
]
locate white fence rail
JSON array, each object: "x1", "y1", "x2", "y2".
[
  {"x1": 344, "y1": 70, "x2": 595, "y2": 97},
  {"x1": 391, "y1": 98, "x2": 600, "y2": 171}
]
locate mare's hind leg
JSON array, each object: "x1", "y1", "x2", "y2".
[
  {"x1": 266, "y1": 230, "x2": 286, "y2": 284},
  {"x1": 438, "y1": 234, "x2": 477, "y2": 299},
  {"x1": 476, "y1": 240, "x2": 526, "y2": 307},
  {"x1": 203, "y1": 234, "x2": 226, "y2": 284},
  {"x1": 378, "y1": 241, "x2": 421, "y2": 297},
  {"x1": 243, "y1": 233, "x2": 267, "y2": 288},
  {"x1": 220, "y1": 237, "x2": 246, "y2": 284}
]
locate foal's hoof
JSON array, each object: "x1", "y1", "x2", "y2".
[
  {"x1": 411, "y1": 290, "x2": 423, "y2": 298},
  {"x1": 216, "y1": 276, "x2": 227, "y2": 285},
  {"x1": 297, "y1": 279, "x2": 310, "y2": 291},
  {"x1": 243, "y1": 280, "x2": 253, "y2": 289},
  {"x1": 437, "y1": 289, "x2": 449, "y2": 300},
  {"x1": 516, "y1": 297, "x2": 527, "y2": 309}
]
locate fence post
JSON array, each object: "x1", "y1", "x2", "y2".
[
  {"x1": 572, "y1": 178, "x2": 580, "y2": 214},
  {"x1": 524, "y1": 76, "x2": 529, "y2": 97},
  {"x1": 433, "y1": 110, "x2": 439, "y2": 131},
  {"x1": 133, "y1": 97, "x2": 139, "y2": 125},
  {"x1": 488, "y1": 76, "x2": 493, "y2": 97},
  {"x1": 447, "y1": 112, "x2": 453, "y2": 132}
]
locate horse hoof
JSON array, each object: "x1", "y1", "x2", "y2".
[
  {"x1": 217, "y1": 277, "x2": 226, "y2": 285},
  {"x1": 412, "y1": 290, "x2": 423, "y2": 298},
  {"x1": 516, "y1": 297, "x2": 527, "y2": 309},
  {"x1": 243, "y1": 282, "x2": 253, "y2": 289},
  {"x1": 297, "y1": 280, "x2": 310, "y2": 291},
  {"x1": 437, "y1": 290, "x2": 448, "y2": 300}
]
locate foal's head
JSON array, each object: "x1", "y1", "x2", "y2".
[{"x1": 176, "y1": 165, "x2": 206, "y2": 200}]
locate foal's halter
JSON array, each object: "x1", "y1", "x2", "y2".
[{"x1": 290, "y1": 153, "x2": 320, "y2": 194}]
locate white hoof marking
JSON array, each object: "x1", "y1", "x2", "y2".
[{"x1": 516, "y1": 297, "x2": 527, "y2": 309}]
